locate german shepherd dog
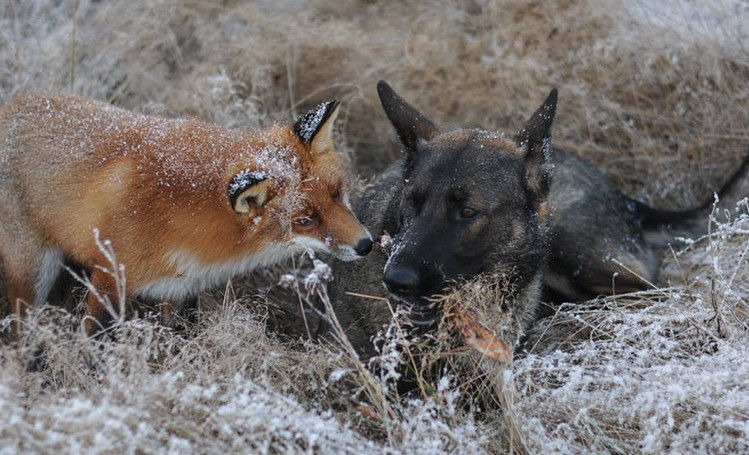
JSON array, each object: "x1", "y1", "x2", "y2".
[
  {"x1": 274, "y1": 81, "x2": 748, "y2": 358},
  {"x1": 273, "y1": 82, "x2": 558, "y2": 356}
]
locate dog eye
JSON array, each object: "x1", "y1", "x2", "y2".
[
  {"x1": 294, "y1": 216, "x2": 315, "y2": 227},
  {"x1": 459, "y1": 207, "x2": 479, "y2": 219}
]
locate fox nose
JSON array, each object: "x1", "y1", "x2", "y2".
[
  {"x1": 354, "y1": 237, "x2": 373, "y2": 256},
  {"x1": 384, "y1": 264, "x2": 420, "y2": 296}
]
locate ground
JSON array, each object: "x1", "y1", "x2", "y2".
[{"x1": 0, "y1": 1, "x2": 747, "y2": 453}]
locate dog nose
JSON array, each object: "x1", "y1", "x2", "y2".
[
  {"x1": 354, "y1": 237, "x2": 373, "y2": 256},
  {"x1": 384, "y1": 264, "x2": 420, "y2": 296}
]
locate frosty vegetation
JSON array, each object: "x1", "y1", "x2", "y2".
[{"x1": 1, "y1": 0, "x2": 747, "y2": 453}]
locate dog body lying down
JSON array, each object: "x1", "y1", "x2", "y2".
[{"x1": 272, "y1": 83, "x2": 748, "y2": 359}]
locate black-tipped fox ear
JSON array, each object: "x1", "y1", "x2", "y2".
[
  {"x1": 377, "y1": 80, "x2": 438, "y2": 152},
  {"x1": 294, "y1": 100, "x2": 340, "y2": 155},
  {"x1": 514, "y1": 88, "x2": 558, "y2": 197},
  {"x1": 228, "y1": 170, "x2": 272, "y2": 214}
]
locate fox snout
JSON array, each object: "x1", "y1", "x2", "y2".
[
  {"x1": 334, "y1": 228, "x2": 373, "y2": 261},
  {"x1": 322, "y1": 202, "x2": 373, "y2": 261},
  {"x1": 354, "y1": 237, "x2": 373, "y2": 255}
]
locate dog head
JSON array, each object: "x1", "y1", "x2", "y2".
[{"x1": 377, "y1": 81, "x2": 556, "y2": 305}]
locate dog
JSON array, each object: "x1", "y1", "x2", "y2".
[
  {"x1": 271, "y1": 81, "x2": 558, "y2": 357},
  {"x1": 269, "y1": 81, "x2": 747, "y2": 359}
]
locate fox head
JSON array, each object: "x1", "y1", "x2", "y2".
[
  {"x1": 226, "y1": 101, "x2": 372, "y2": 261},
  {"x1": 376, "y1": 81, "x2": 555, "y2": 303}
]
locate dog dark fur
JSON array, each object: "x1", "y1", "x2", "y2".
[
  {"x1": 271, "y1": 82, "x2": 748, "y2": 359},
  {"x1": 545, "y1": 147, "x2": 748, "y2": 302}
]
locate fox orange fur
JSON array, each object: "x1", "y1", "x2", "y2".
[{"x1": 0, "y1": 94, "x2": 372, "y2": 336}]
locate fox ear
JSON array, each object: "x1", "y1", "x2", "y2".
[
  {"x1": 377, "y1": 80, "x2": 438, "y2": 152},
  {"x1": 228, "y1": 170, "x2": 272, "y2": 214},
  {"x1": 294, "y1": 100, "x2": 340, "y2": 155},
  {"x1": 514, "y1": 88, "x2": 557, "y2": 197}
]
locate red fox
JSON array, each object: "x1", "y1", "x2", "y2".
[{"x1": 0, "y1": 94, "x2": 372, "y2": 336}]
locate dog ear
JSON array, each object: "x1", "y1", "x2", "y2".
[
  {"x1": 377, "y1": 80, "x2": 438, "y2": 152},
  {"x1": 294, "y1": 100, "x2": 340, "y2": 155},
  {"x1": 228, "y1": 170, "x2": 272, "y2": 214},
  {"x1": 515, "y1": 88, "x2": 557, "y2": 198}
]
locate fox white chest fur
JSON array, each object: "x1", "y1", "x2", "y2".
[{"x1": 132, "y1": 243, "x2": 297, "y2": 301}]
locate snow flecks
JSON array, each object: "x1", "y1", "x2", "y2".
[
  {"x1": 210, "y1": 375, "x2": 376, "y2": 452},
  {"x1": 0, "y1": 361, "x2": 378, "y2": 453},
  {"x1": 6, "y1": 93, "x2": 308, "y2": 222},
  {"x1": 1, "y1": 0, "x2": 746, "y2": 453},
  {"x1": 469, "y1": 128, "x2": 510, "y2": 142},
  {"x1": 541, "y1": 136, "x2": 552, "y2": 161},
  {"x1": 293, "y1": 102, "x2": 332, "y2": 142},
  {"x1": 228, "y1": 169, "x2": 267, "y2": 199},
  {"x1": 378, "y1": 233, "x2": 394, "y2": 252}
]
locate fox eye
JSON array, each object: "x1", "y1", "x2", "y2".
[
  {"x1": 332, "y1": 187, "x2": 341, "y2": 201},
  {"x1": 294, "y1": 216, "x2": 315, "y2": 227},
  {"x1": 459, "y1": 207, "x2": 479, "y2": 219}
]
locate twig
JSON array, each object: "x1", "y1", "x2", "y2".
[{"x1": 344, "y1": 291, "x2": 390, "y2": 302}]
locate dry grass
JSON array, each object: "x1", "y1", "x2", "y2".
[
  {"x1": 0, "y1": 0, "x2": 747, "y2": 453},
  {"x1": 517, "y1": 203, "x2": 749, "y2": 453}
]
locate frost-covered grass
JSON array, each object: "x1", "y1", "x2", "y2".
[
  {"x1": 1, "y1": 0, "x2": 747, "y2": 453},
  {"x1": 516, "y1": 203, "x2": 749, "y2": 453}
]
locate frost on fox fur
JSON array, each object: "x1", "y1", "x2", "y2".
[
  {"x1": 228, "y1": 170, "x2": 267, "y2": 200},
  {"x1": 293, "y1": 101, "x2": 336, "y2": 142}
]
